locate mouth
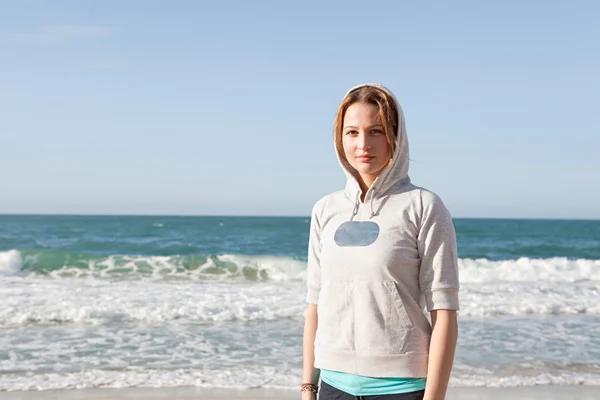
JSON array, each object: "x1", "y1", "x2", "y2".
[{"x1": 356, "y1": 155, "x2": 375, "y2": 162}]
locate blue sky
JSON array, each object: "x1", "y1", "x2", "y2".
[{"x1": 1, "y1": 1, "x2": 598, "y2": 219}]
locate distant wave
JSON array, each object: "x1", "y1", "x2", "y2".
[
  {"x1": 0, "y1": 250, "x2": 307, "y2": 282},
  {"x1": 1, "y1": 250, "x2": 599, "y2": 283}
]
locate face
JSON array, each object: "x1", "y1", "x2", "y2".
[{"x1": 342, "y1": 102, "x2": 392, "y2": 185}]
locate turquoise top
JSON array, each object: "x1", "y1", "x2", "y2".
[{"x1": 320, "y1": 369, "x2": 427, "y2": 396}]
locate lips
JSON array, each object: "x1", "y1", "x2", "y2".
[{"x1": 356, "y1": 155, "x2": 375, "y2": 161}]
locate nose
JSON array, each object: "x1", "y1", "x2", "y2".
[{"x1": 357, "y1": 130, "x2": 370, "y2": 150}]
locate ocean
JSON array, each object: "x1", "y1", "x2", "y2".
[{"x1": 0, "y1": 215, "x2": 599, "y2": 391}]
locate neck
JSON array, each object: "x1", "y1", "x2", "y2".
[{"x1": 357, "y1": 174, "x2": 376, "y2": 202}]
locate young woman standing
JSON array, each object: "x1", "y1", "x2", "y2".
[{"x1": 302, "y1": 84, "x2": 459, "y2": 400}]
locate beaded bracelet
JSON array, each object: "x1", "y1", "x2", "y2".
[{"x1": 301, "y1": 383, "x2": 319, "y2": 393}]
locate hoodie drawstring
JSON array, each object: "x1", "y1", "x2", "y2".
[
  {"x1": 349, "y1": 162, "x2": 395, "y2": 221},
  {"x1": 369, "y1": 191, "x2": 377, "y2": 219},
  {"x1": 368, "y1": 163, "x2": 392, "y2": 219},
  {"x1": 349, "y1": 192, "x2": 360, "y2": 221},
  {"x1": 349, "y1": 187, "x2": 378, "y2": 220}
]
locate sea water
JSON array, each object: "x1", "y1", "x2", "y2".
[{"x1": 1, "y1": 215, "x2": 599, "y2": 391}]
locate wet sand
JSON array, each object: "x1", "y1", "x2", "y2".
[{"x1": 0, "y1": 385, "x2": 599, "y2": 400}]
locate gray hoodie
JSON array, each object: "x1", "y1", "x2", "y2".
[{"x1": 306, "y1": 83, "x2": 460, "y2": 378}]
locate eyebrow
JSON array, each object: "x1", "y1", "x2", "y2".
[{"x1": 343, "y1": 124, "x2": 384, "y2": 130}]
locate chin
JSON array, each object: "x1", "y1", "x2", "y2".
[
  {"x1": 354, "y1": 165, "x2": 386, "y2": 177},
  {"x1": 353, "y1": 164, "x2": 385, "y2": 175}
]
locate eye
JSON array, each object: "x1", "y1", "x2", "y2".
[
  {"x1": 371, "y1": 129, "x2": 384, "y2": 135},
  {"x1": 345, "y1": 130, "x2": 358, "y2": 135}
]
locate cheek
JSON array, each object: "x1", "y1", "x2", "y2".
[
  {"x1": 342, "y1": 137, "x2": 354, "y2": 155},
  {"x1": 376, "y1": 137, "x2": 391, "y2": 156},
  {"x1": 381, "y1": 137, "x2": 392, "y2": 157}
]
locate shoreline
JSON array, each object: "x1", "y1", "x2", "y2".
[{"x1": 0, "y1": 386, "x2": 599, "y2": 400}]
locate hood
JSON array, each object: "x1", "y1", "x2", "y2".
[{"x1": 334, "y1": 83, "x2": 411, "y2": 213}]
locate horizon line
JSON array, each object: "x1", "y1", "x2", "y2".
[{"x1": 0, "y1": 212, "x2": 598, "y2": 222}]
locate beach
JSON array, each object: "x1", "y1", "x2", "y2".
[
  {"x1": 3, "y1": 0, "x2": 599, "y2": 397},
  {"x1": 0, "y1": 386, "x2": 599, "y2": 400}
]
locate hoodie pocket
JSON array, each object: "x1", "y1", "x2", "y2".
[
  {"x1": 315, "y1": 280, "x2": 353, "y2": 351},
  {"x1": 354, "y1": 280, "x2": 413, "y2": 355}
]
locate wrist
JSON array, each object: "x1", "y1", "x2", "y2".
[{"x1": 300, "y1": 383, "x2": 319, "y2": 394}]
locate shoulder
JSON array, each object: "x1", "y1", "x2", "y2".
[
  {"x1": 310, "y1": 190, "x2": 345, "y2": 218},
  {"x1": 410, "y1": 186, "x2": 455, "y2": 230},
  {"x1": 418, "y1": 187, "x2": 446, "y2": 208},
  {"x1": 388, "y1": 182, "x2": 444, "y2": 207},
  {"x1": 405, "y1": 184, "x2": 452, "y2": 218}
]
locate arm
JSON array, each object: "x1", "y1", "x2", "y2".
[
  {"x1": 423, "y1": 309, "x2": 458, "y2": 400},
  {"x1": 417, "y1": 190, "x2": 460, "y2": 400},
  {"x1": 303, "y1": 202, "x2": 323, "y2": 398},
  {"x1": 302, "y1": 304, "x2": 320, "y2": 400}
]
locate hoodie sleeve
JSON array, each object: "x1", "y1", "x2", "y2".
[
  {"x1": 417, "y1": 190, "x2": 460, "y2": 311},
  {"x1": 306, "y1": 201, "x2": 323, "y2": 305}
]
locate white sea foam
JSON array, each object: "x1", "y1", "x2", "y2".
[
  {"x1": 1, "y1": 276, "x2": 599, "y2": 329},
  {"x1": 459, "y1": 257, "x2": 600, "y2": 283},
  {"x1": 2, "y1": 259, "x2": 600, "y2": 391},
  {"x1": 459, "y1": 282, "x2": 600, "y2": 316},
  {"x1": 0, "y1": 279, "x2": 307, "y2": 327},
  {"x1": 0, "y1": 250, "x2": 23, "y2": 276},
  {"x1": 1, "y1": 251, "x2": 600, "y2": 328}
]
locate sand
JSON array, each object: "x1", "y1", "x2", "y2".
[{"x1": 0, "y1": 386, "x2": 599, "y2": 400}]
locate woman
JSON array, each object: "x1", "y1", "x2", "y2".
[{"x1": 301, "y1": 84, "x2": 459, "y2": 400}]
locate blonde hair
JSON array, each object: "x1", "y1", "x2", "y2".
[{"x1": 334, "y1": 85, "x2": 399, "y2": 164}]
